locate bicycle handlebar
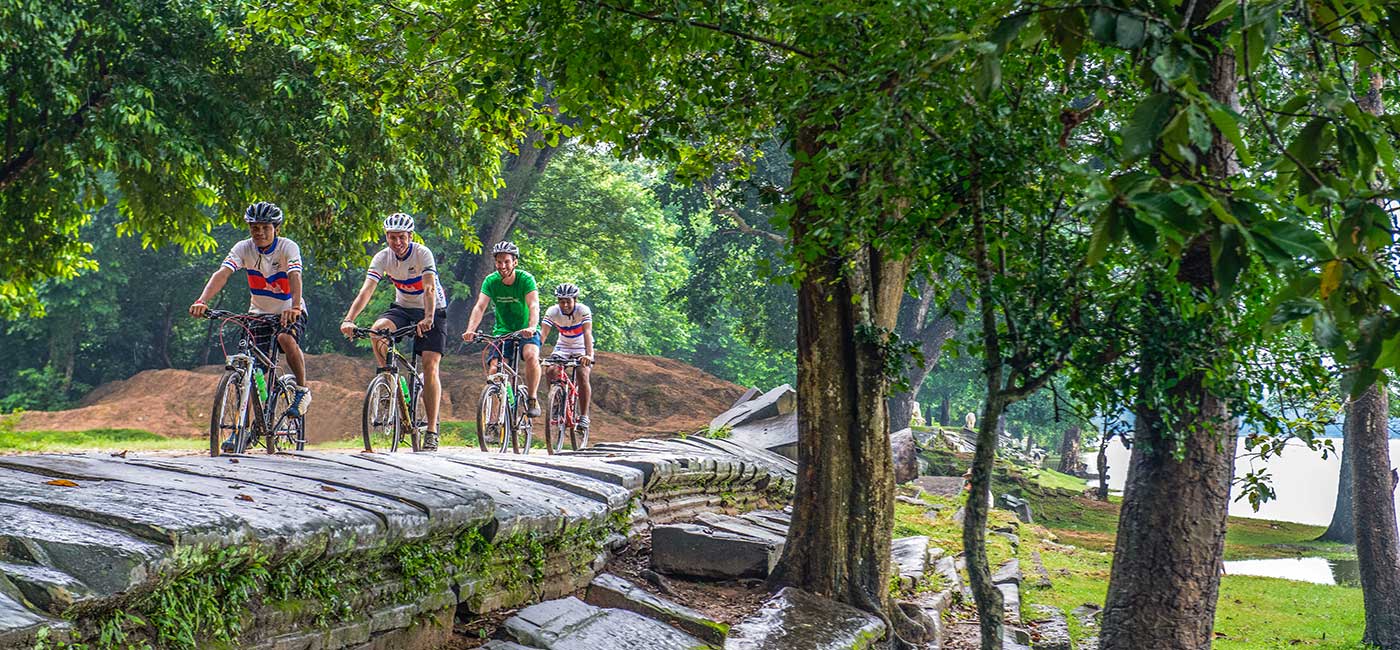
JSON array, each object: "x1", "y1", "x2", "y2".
[
  {"x1": 472, "y1": 332, "x2": 524, "y2": 342},
  {"x1": 203, "y1": 309, "x2": 281, "y2": 324},
  {"x1": 351, "y1": 324, "x2": 420, "y2": 341}
]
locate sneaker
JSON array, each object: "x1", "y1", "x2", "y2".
[
  {"x1": 576, "y1": 415, "x2": 590, "y2": 433},
  {"x1": 421, "y1": 431, "x2": 439, "y2": 452},
  {"x1": 221, "y1": 436, "x2": 237, "y2": 453},
  {"x1": 527, "y1": 397, "x2": 541, "y2": 418},
  {"x1": 287, "y1": 386, "x2": 312, "y2": 417}
]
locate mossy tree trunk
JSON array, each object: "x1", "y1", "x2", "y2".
[{"x1": 769, "y1": 124, "x2": 912, "y2": 644}]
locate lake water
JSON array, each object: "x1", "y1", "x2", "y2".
[
  {"x1": 1090, "y1": 437, "x2": 1400, "y2": 526},
  {"x1": 1221, "y1": 557, "x2": 1360, "y2": 586}
]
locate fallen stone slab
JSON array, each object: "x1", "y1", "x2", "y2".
[
  {"x1": 998, "y1": 582, "x2": 1021, "y2": 624},
  {"x1": 891, "y1": 536, "x2": 930, "y2": 591},
  {"x1": 585, "y1": 573, "x2": 727, "y2": 645},
  {"x1": 934, "y1": 555, "x2": 962, "y2": 594},
  {"x1": 1029, "y1": 551, "x2": 1053, "y2": 589},
  {"x1": 481, "y1": 641, "x2": 536, "y2": 650},
  {"x1": 0, "y1": 561, "x2": 91, "y2": 614},
  {"x1": 992, "y1": 559, "x2": 1021, "y2": 586},
  {"x1": 891, "y1": 428, "x2": 918, "y2": 484},
  {"x1": 444, "y1": 456, "x2": 633, "y2": 510},
  {"x1": 737, "y1": 512, "x2": 789, "y2": 537},
  {"x1": 694, "y1": 513, "x2": 787, "y2": 547},
  {"x1": 0, "y1": 502, "x2": 168, "y2": 604},
  {"x1": 0, "y1": 585, "x2": 65, "y2": 648},
  {"x1": 1028, "y1": 603, "x2": 1072, "y2": 650},
  {"x1": 724, "y1": 414, "x2": 798, "y2": 461},
  {"x1": 497, "y1": 455, "x2": 646, "y2": 494},
  {"x1": 651, "y1": 524, "x2": 780, "y2": 579},
  {"x1": 997, "y1": 493, "x2": 1033, "y2": 523},
  {"x1": 710, "y1": 385, "x2": 796, "y2": 432},
  {"x1": 725, "y1": 587, "x2": 884, "y2": 650},
  {"x1": 505, "y1": 596, "x2": 711, "y2": 650}
]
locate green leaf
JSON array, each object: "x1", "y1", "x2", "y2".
[
  {"x1": 1205, "y1": 105, "x2": 1254, "y2": 167},
  {"x1": 1287, "y1": 118, "x2": 1328, "y2": 166},
  {"x1": 1121, "y1": 93, "x2": 1175, "y2": 162},
  {"x1": 1270, "y1": 297, "x2": 1323, "y2": 325},
  {"x1": 1115, "y1": 14, "x2": 1146, "y2": 49},
  {"x1": 974, "y1": 54, "x2": 1002, "y2": 99},
  {"x1": 1251, "y1": 221, "x2": 1329, "y2": 259},
  {"x1": 1090, "y1": 8, "x2": 1117, "y2": 42},
  {"x1": 1202, "y1": 1, "x2": 1239, "y2": 27},
  {"x1": 1212, "y1": 224, "x2": 1246, "y2": 296},
  {"x1": 1087, "y1": 206, "x2": 1116, "y2": 265},
  {"x1": 989, "y1": 13, "x2": 1030, "y2": 51},
  {"x1": 1310, "y1": 311, "x2": 1342, "y2": 349},
  {"x1": 1377, "y1": 334, "x2": 1400, "y2": 369}
]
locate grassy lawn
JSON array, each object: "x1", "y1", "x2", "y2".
[{"x1": 0, "y1": 425, "x2": 208, "y2": 452}]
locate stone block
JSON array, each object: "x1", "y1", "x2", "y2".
[
  {"x1": 998, "y1": 582, "x2": 1021, "y2": 625},
  {"x1": 725, "y1": 587, "x2": 884, "y2": 650},
  {"x1": 1028, "y1": 604, "x2": 1072, "y2": 650},
  {"x1": 891, "y1": 428, "x2": 918, "y2": 484},
  {"x1": 992, "y1": 559, "x2": 1021, "y2": 586},
  {"x1": 651, "y1": 524, "x2": 779, "y2": 579},
  {"x1": 505, "y1": 596, "x2": 710, "y2": 650},
  {"x1": 585, "y1": 573, "x2": 727, "y2": 645},
  {"x1": 891, "y1": 536, "x2": 930, "y2": 590},
  {"x1": 710, "y1": 385, "x2": 796, "y2": 432}
]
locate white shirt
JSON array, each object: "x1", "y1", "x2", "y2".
[
  {"x1": 366, "y1": 243, "x2": 447, "y2": 310},
  {"x1": 543, "y1": 303, "x2": 592, "y2": 355},
  {"x1": 221, "y1": 237, "x2": 307, "y2": 315}
]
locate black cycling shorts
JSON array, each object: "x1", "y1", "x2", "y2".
[
  {"x1": 247, "y1": 311, "x2": 306, "y2": 360},
  {"x1": 380, "y1": 303, "x2": 448, "y2": 355}
]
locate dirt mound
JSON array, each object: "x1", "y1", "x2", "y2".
[{"x1": 19, "y1": 351, "x2": 743, "y2": 444}]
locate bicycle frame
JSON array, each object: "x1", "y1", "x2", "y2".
[
  {"x1": 476, "y1": 333, "x2": 532, "y2": 452},
  {"x1": 208, "y1": 310, "x2": 298, "y2": 453},
  {"x1": 354, "y1": 325, "x2": 424, "y2": 451},
  {"x1": 544, "y1": 358, "x2": 580, "y2": 428}
]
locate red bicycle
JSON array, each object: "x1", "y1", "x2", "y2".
[{"x1": 542, "y1": 353, "x2": 587, "y2": 453}]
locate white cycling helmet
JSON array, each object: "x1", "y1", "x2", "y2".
[{"x1": 383, "y1": 212, "x2": 415, "y2": 233}]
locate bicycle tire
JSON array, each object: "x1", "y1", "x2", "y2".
[
  {"x1": 362, "y1": 374, "x2": 398, "y2": 452},
  {"x1": 210, "y1": 371, "x2": 244, "y2": 457},
  {"x1": 477, "y1": 384, "x2": 505, "y2": 453},
  {"x1": 512, "y1": 386, "x2": 532, "y2": 454},
  {"x1": 277, "y1": 374, "x2": 306, "y2": 452},
  {"x1": 408, "y1": 373, "x2": 426, "y2": 451},
  {"x1": 398, "y1": 382, "x2": 422, "y2": 452},
  {"x1": 265, "y1": 380, "x2": 304, "y2": 454},
  {"x1": 570, "y1": 407, "x2": 588, "y2": 451},
  {"x1": 545, "y1": 384, "x2": 567, "y2": 454}
]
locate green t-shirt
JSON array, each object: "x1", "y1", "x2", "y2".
[{"x1": 481, "y1": 270, "x2": 538, "y2": 335}]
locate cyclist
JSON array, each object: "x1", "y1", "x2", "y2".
[
  {"x1": 540, "y1": 283, "x2": 595, "y2": 437},
  {"x1": 461, "y1": 241, "x2": 542, "y2": 418},
  {"x1": 189, "y1": 201, "x2": 311, "y2": 452},
  {"x1": 339, "y1": 213, "x2": 449, "y2": 451}
]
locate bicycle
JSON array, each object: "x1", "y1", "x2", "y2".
[
  {"x1": 474, "y1": 332, "x2": 533, "y2": 454},
  {"x1": 542, "y1": 353, "x2": 588, "y2": 453},
  {"x1": 352, "y1": 325, "x2": 426, "y2": 453},
  {"x1": 204, "y1": 309, "x2": 306, "y2": 456}
]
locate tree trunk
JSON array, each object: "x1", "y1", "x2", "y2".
[
  {"x1": 1349, "y1": 65, "x2": 1400, "y2": 649},
  {"x1": 154, "y1": 302, "x2": 175, "y2": 369},
  {"x1": 1349, "y1": 383, "x2": 1400, "y2": 648},
  {"x1": 1319, "y1": 427, "x2": 1356, "y2": 542},
  {"x1": 1096, "y1": 439, "x2": 1110, "y2": 501},
  {"x1": 445, "y1": 128, "x2": 565, "y2": 339},
  {"x1": 887, "y1": 281, "x2": 960, "y2": 432},
  {"x1": 939, "y1": 395, "x2": 951, "y2": 426},
  {"x1": 1101, "y1": 6, "x2": 1241, "y2": 647},
  {"x1": 770, "y1": 124, "x2": 911, "y2": 643},
  {"x1": 1057, "y1": 425, "x2": 1084, "y2": 475}
]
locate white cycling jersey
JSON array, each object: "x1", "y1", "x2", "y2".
[
  {"x1": 366, "y1": 243, "x2": 448, "y2": 310},
  {"x1": 221, "y1": 237, "x2": 308, "y2": 315},
  {"x1": 543, "y1": 303, "x2": 592, "y2": 355}
]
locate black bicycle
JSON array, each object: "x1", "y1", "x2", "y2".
[
  {"x1": 474, "y1": 332, "x2": 533, "y2": 454},
  {"x1": 353, "y1": 325, "x2": 425, "y2": 452},
  {"x1": 204, "y1": 310, "x2": 306, "y2": 456}
]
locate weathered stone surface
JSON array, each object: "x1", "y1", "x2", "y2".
[
  {"x1": 0, "y1": 586, "x2": 62, "y2": 647},
  {"x1": 725, "y1": 587, "x2": 884, "y2": 650},
  {"x1": 891, "y1": 428, "x2": 918, "y2": 484},
  {"x1": 934, "y1": 555, "x2": 962, "y2": 594},
  {"x1": 992, "y1": 530, "x2": 1020, "y2": 547},
  {"x1": 498, "y1": 455, "x2": 646, "y2": 494},
  {"x1": 505, "y1": 596, "x2": 711, "y2": 650},
  {"x1": 1028, "y1": 604, "x2": 1072, "y2": 650},
  {"x1": 997, "y1": 493, "x2": 1033, "y2": 523},
  {"x1": 585, "y1": 573, "x2": 727, "y2": 645},
  {"x1": 0, "y1": 561, "x2": 90, "y2": 614},
  {"x1": 736, "y1": 513, "x2": 789, "y2": 537},
  {"x1": 724, "y1": 414, "x2": 798, "y2": 461},
  {"x1": 729, "y1": 387, "x2": 761, "y2": 409},
  {"x1": 912, "y1": 475, "x2": 964, "y2": 496},
  {"x1": 998, "y1": 582, "x2": 1021, "y2": 624},
  {"x1": 694, "y1": 513, "x2": 786, "y2": 547},
  {"x1": 652, "y1": 524, "x2": 779, "y2": 579},
  {"x1": 710, "y1": 385, "x2": 795, "y2": 432},
  {"x1": 891, "y1": 536, "x2": 930, "y2": 590},
  {"x1": 0, "y1": 502, "x2": 167, "y2": 601},
  {"x1": 444, "y1": 456, "x2": 632, "y2": 510},
  {"x1": 480, "y1": 641, "x2": 536, "y2": 650},
  {"x1": 1029, "y1": 551, "x2": 1053, "y2": 589},
  {"x1": 992, "y1": 559, "x2": 1021, "y2": 586}
]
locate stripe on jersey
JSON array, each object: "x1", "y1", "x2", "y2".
[
  {"x1": 391, "y1": 275, "x2": 425, "y2": 295},
  {"x1": 247, "y1": 270, "x2": 292, "y2": 300},
  {"x1": 557, "y1": 322, "x2": 587, "y2": 337}
]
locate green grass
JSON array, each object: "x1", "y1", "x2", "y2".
[
  {"x1": 1029, "y1": 466, "x2": 1091, "y2": 492},
  {"x1": 0, "y1": 426, "x2": 208, "y2": 452}
]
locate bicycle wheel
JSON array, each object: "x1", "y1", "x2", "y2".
[
  {"x1": 266, "y1": 379, "x2": 305, "y2": 453},
  {"x1": 569, "y1": 399, "x2": 588, "y2": 451},
  {"x1": 476, "y1": 384, "x2": 505, "y2": 452},
  {"x1": 512, "y1": 386, "x2": 532, "y2": 454},
  {"x1": 362, "y1": 374, "x2": 398, "y2": 452},
  {"x1": 399, "y1": 382, "x2": 423, "y2": 452},
  {"x1": 210, "y1": 371, "x2": 245, "y2": 457},
  {"x1": 545, "y1": 383, "x2": 567, "y2": 455}
]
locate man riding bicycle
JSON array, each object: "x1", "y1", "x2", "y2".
[
  {"x1": 189, "y1": 201, "x2": 312, "y2": 451},
  {"x1": 339, "y1": 213, "x2": 449, "y2": 451},
  {"x1": 462, "y1": 241, "x2": 542, "y2": 418},
  {"x1": 540, "y1": 283, "x2": 595, "y2": 436}
]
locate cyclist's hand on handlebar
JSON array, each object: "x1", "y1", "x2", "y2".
[
  {"x1": 515, "y1": 327, "x2": 536, "y2": 339},
  {"x1": 339, "y1": 321, "x2": 356, "y2": 339},
  {"x1": 580, "y1": 355, "x2": 594, "y2": 367},
  {"x1": 462, "y1": 330, "x2": 478, "y2": 343},
  {"x1": 280, "y1": 306, "x2": 302, "y2": 327},
  {"x1": 417, "y1": 316, "x2": 434, "y2": 337},
  {"x1": 189, "y1": 301, "x2": 208, "y2": 318}
]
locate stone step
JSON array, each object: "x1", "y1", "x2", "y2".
[
  {"x1": 890, "y1": 536, "x2": 931, "y2": 592},
  {"x1": 504, "y1": 596, "x2": 713, "y2": 649},
  {"x1": 724, "y1": 587, "x2": 884, "y2": 650},
  {"x1": 584, "y1": 573, "x2": 728, "y2": 645},
  {"x1": 651, "y1": 523, "x2": 781, "y2": 579}
]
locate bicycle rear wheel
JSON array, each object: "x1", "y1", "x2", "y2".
[
  {"x1": 569, "y1": 407, "x2": 588, "y2": 450},
  {"x1": 210, "y1": 371, "x2": 245, "y2": 457},
  {"x1": 477, "y1": 384, "x2": 506, "y2": 453},
  {"x1": 362, "y1": 374, "x2": 398, "y2": 452},
  {"x1": 266, "y1": 379, "x2": 305, "y2": 453},
  {"x1": 545, "y1": 384, "x2": 567, "y2": 455}
]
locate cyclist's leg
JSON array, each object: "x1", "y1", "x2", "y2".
[
  {"x1": 374, "y1": 304, "x2": 415, "y2": 367},
  {"x1": 416, "y1": 309, "x2": 447, "y2": 440},
  {"x1": 522, "y1": 334, "x2": 542, "y2": 413},
  {"x1": 276, "y1": 313, "x2": 311, "y2": 414},
  {"x1": 576, "y1": 362, "x2": 592, "y2": 421}
]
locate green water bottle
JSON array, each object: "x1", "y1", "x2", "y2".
[
  {"x1": 399, "y1": 376, "x2": 410, "y2": 401},
  {"x1": 253, "y1": 369, "x2": 268, "y2": 403},
  {"x1": 506, "y1": 382, "x2": 515, "y2": 407}
]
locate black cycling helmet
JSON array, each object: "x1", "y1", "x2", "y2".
[
  {"x1": 244, "y1": 201, "x2": 284, "y2": 225},
  {"x1": 554, "y1": 283, "x2": 580, "y2": 299},
  {"x1": 492, "y1": 240, "x2": 520, "y2": 258}
]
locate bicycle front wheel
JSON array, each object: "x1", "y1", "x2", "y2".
[
  {"x1": 512, "y1": 388, "x2": 532, "y2": 455},
  {"x1": 477, "y1": 384, "x2": 505, "y2": 453},
  {"x1": 267, "y1": 380, "x2": 305, "y2": 453},
  {"x1": 362, "y1": 374, "x2": 398, "y2": 452},
  {"x1": 545, "y1": 383, "x2": 567, "y2": 455},
  {"x1": 210, "y1": 371, "x2": 245, "y2": 457}
]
